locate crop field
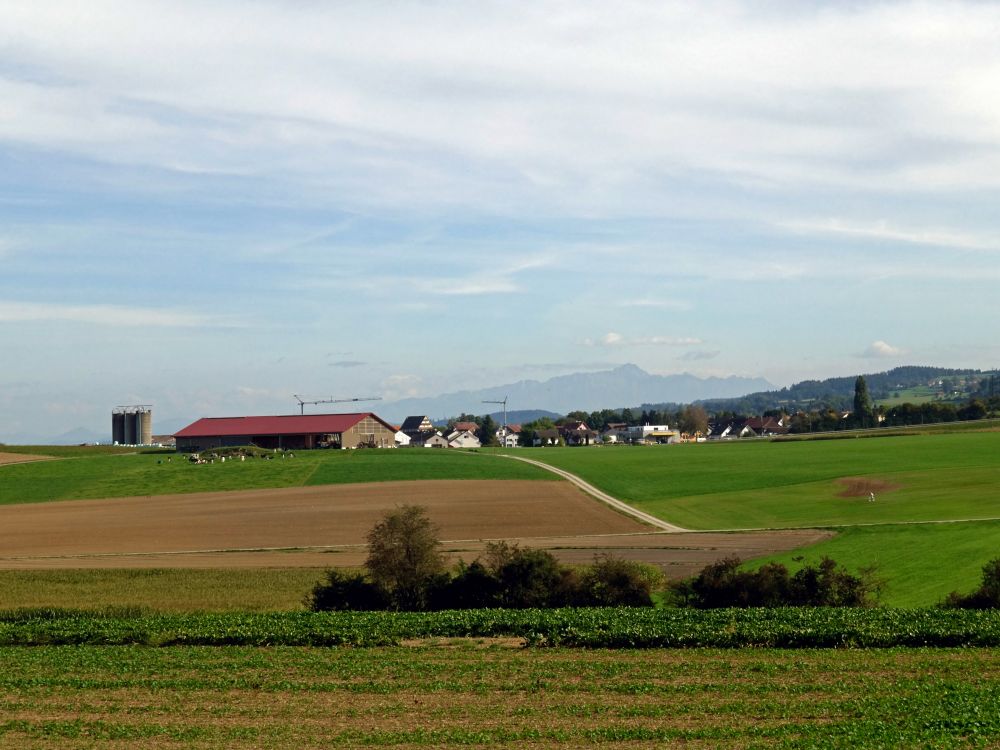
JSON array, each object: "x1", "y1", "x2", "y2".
[
  {"x1": 8, "y1": 607, "x2": 1000, "y2": 647},
  {"x1": 0, "y1": 448, "x2": 555, "y2": 506},
  {"x1": 1, "y1": 644, "x2": 999, "y2": 748},
  {"x1": 0, "y1": 479, "x2": 650, "y2": 568},
  {"x1": 0, "y1": 569, "x2": 323, "y2": 612}
]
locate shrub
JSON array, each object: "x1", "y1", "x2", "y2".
[
  {"x1": 670, "y1": 556, "x2": 879, "y2": 608},
  {"x1": 942, "y1": 558, "x2": 1000, "y2": 609},
  {"x1": 428, "y1": 561, "x2": 502, "y2": 609},
  {"x1": 306, "y1": 570, "x2": 388, "y2": 611},
  {"x1": 577, "y1": 554, "x2": 662, "y2": 607},
  {"x1": 495, "y1": 547, "x2": 568, "y2": 608}
]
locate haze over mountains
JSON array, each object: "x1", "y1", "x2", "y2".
[
  {"x1": 377, "y1": 364, "x2": 772, "y2": 424},
  {"x1": 10, "y1": 363, "x2": 991, "y2": 444}
]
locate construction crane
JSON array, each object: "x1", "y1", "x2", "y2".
[
  {"x1": 482, "y1": 395, "x2": 508, "y2": 434},
  {"x1": 293, "y1": 395, "x2": 381, "y2": 415}
]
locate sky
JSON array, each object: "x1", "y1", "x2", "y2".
[{"x1": 3, "y1": 0, "x2": 1000, "y2": 440}]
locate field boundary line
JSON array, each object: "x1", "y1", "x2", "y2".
[
  {"x1": 496, "y1": 454, "x2": 688, "y2": 532},
  {"x1": 706, "y1": 516, "x2": 1000, "y2": 533}
]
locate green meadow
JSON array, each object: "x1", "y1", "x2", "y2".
[
  {"x1": 0, "y1": 448, "x2": 555, "y2": 505},
  {"x1": 4, "y1": 433, "x2": 1000, "y2": 606},
  {"x1": 515, "y1": 432, "x2": 1000, "y2": 605},
  {"x1": 515, "y1": 432, "x2": 1000, "y2": 530}
]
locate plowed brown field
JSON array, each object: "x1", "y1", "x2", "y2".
[
  {"x1": 0, "y1": 479, "x2": 829, "y2": 574},
  {"x1": 0, "y1": 451, "x2": 53, "y2": 466}
]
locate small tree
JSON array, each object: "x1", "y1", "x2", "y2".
[
  {"x1": 678, "y1": 405, "x2": 709, "y2": 437},
  {"x1": 365, "y1": 505, "x2": 446, "y2": 610},
  {"x1": 478, "y1": 414, "x2": 498, "y2": 446},
  {"x1": 578, "y1": 554, "x2": 662, "y2": 607},
  {"x1": 853, "y1": 376, "x2": 873, "y2": 428}
]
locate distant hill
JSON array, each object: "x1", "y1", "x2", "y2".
[
  {"x1": 487, "y1": 409, "x2": 563, "y2": 425},
  {"x1": 378, "y1": 364, "x2": 771, "y2": 423},
  {"x1": 693, "y1": 366, "x2": 992, "y2": 415}
]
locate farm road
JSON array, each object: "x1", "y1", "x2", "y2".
[{"x1": 498, "y1": 453, "x2": 688, "y2": 532}]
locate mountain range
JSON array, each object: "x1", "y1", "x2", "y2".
[{"x1": 378, "y1": 364, "x2": 772, "y2": 423}]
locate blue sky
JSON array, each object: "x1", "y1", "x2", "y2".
[{"x1": 3, "y1": 0, "x2": 1000, "y2": 439}]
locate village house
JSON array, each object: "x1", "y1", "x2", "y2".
[
  {"x1": 533, "y1": 428, "x2": 562, "y2": 446},
  {"x1": 446, "y1": 429, "x2": 481, "y2": 449},
  {"x1": 496, "y1": 424, "x2": 521, "y2": 448},
  {"x1": 559, "y1": 421, "x2": 599, "y2": 446},
  {"x1": 619, "y1": 424, "x2": 678, "y2": 444}
]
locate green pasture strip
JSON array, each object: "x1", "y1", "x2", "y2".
[
  {"x1": 0, "y1": 445, "x2": 155, "y2": 457},
  {"x1": 0, "y1": 568, "x2": 329, "y2": 612},
  {"x1": 0, "y1": 646, "x2": 999, "y2": 748},
  {"x1": 876, "y1": 384, "x2": 941, "y2": 407},
  {"x1": 774, "y1": 417, "x2": 1000, "y2": 440},
  {"x1": 0, "y1": 449, "x2": 554, "y2": 505},
  {"x1": 302, "y1": 449, "x2": 555, "y2": 486},
  {"x1": 749, "y1": 520, "x2": 1000, "y2": 608},
  {"x1": 515, "y1": 432, "x2": 1000, "y2": 529},
  {"x1": 4, "y1": 608, "x2": 1000, "y2": 647}
]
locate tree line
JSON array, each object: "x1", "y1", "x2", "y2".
[{"x1": 307, "y1": 506, "x2": 886, "y2": 612}]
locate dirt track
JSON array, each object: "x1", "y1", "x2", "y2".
[
  {"x1": 0, "y1": 452, "x2": 53, "y2": 466},
  {"x1": 0, "y1": 479, "x2": 830, "y2": 575}
]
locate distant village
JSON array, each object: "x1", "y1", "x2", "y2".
[
  {"x1": 396, "y1": 411, "x2": 787, "y2": 450},
  {"x1": 149, "y1": 372, "x2": 1000, "y2": 453}
]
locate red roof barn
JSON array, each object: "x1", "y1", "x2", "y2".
[{"x1": 173, "y1": 412, "x2": 397, "y2": 452}]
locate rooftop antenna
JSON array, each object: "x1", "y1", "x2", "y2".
[
  {"x1": 482, "y1": 395, "x2": 508, "y2": 434},
  {"x1": 293, "y1": 395, "x2": 381, "y2": 415}
]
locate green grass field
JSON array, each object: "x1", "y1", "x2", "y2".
[
  {"x1": 1, "y1": 645, "x2": 998, "y2": 748},
  {"x1": 748, "y1": 520, "x2": 1000, "y2": 607},
  {"x1": 514, "y1": 432, "x2": 1000, "y2": 605},
  {"x1": 515, "y1": 432, "x2": 1000, "y2": 530},
  {"x1": 0, "y1": 448, "x2": 555, "y2": 505},
  {"x1": 4, "y1": 434, "x2": 1000, "y2": 607},
  {"x1": 875, "y1": 384, "x2": 942, "y2": 407}
]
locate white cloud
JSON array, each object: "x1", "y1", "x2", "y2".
[
  {"x1": 364, "y1": 255, "x2": 550, "y2": 297},
  {"x1": 680, "y1": 350, "x2": 720, "y2": 361},
  {"x1": 416, "y1": 277, "x2": 520, "y2": 296},
  {"x1": 585, "y1": 331, "x2": 703, "y2": 347},
  {"x1": 618, "y1": 297, "x2": 692, "y2": 311},
  {"x1": 5, "y1": 1, "x2": 1000, "y2": 212},
  {"x1": 0, "y1": 300, "x2": 237, "y2": 328},
  {"x1": 862, "y1": 340, "x2": 906, "y2": 358},
  {"x1": 778, "y1": 218, "x2": 1000, "y2": 252},
  {"x1": 381, "y1": 374, "x2": 422, "y2": 401}
]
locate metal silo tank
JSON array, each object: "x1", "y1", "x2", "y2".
[
  {"x1": 140, "y1": 409, "x2": 152, "y2": 445},
  {"x1": 124, "y1": 411, "x2": 138, "y2": 444},
  {"x1": 112, "y1": 411, "x2": 126, "y2": 444}
]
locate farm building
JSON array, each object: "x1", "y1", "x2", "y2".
[{"x1": 173, "y1": 412, "x2": 397, "y2": 452}]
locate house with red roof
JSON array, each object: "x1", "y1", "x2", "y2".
[{"x1": 173, "y1": 412, "x2": 397, "y2": 452}]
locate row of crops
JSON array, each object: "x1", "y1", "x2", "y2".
[{"x1": 5, "y1": 607, "x2": 1000, "y2": 647}]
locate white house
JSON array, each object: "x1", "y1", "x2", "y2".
[
  {"x1": 446, "y1": 429, "x2": 481, "y2": 449},
  {"x1": 620, "y1": 424, "x2": 678, "y2": 444},
  {"x1": 496, "y1": 424, "x2": 521, "y2": 448},
  {"x1": 394, "y1": 429, "x2": 411, "y2": 447}
]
